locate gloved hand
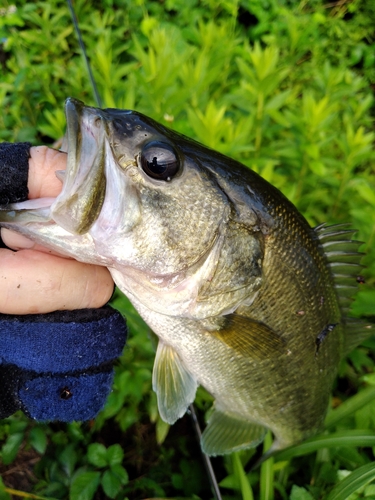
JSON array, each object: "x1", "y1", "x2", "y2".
[{"x1": 0, "y1": 142, "x2": 127, "y2": 421}]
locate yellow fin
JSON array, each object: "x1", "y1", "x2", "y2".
[
  {"x1": 213, "y1": 314, "x2": 285, "y2": 360},
  {"x1": 201, "y1": 409, "x2": 266, "y2": 456},
  {"x1": 152, "y1": 341, "x2": 197, "y2": 425}
]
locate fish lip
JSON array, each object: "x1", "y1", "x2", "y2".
[
  {"x1": 64, "y1": 97, "x2": 98, "y2": 180},
  {"x1": 64, "y1": 97, "x2": 82, "y2": 180},
  {"x1": 50, "y1": 98, "x2": 107, "y2": 234}
]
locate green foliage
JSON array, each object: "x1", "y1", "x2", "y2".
[
  {"x1": 326, "y1": 463, "x2": 375, "y2": 500},
  {"x1": 290, "y1": 485, "x2": 315, "y2": 500},
  {"x1": 260, "y1": 432, "x2": 274, "y2": 500},
  {"x1": 0, "y1": 0, "x2": 375, "y2": 498}
]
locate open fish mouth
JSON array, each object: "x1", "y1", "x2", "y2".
[{"x1": 50, "y1": 98, "x2": 107, "y2": 235}]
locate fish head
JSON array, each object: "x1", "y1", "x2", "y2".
[
  {"x1": 1, "y1": 99, "x2": 264, "y2": 317},
  {"x1": 62, "y1": 99, "x2": 231, "y2": 274},
  {"x1": 14, "y1": 99, "x2": 231, "y2": 274}
]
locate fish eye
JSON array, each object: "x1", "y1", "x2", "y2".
[{"x1": 140, "y1": 141, "x2": 180, "y2": 181}]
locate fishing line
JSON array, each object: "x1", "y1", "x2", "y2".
[
  {"x1": 66, "y1": 2, "x2": 222, "y2": 498},
  {"x1": 188, "y1": 404, "x2": 223, "y2": 500},
  {"x1": 66, "y1": 0, "x2": 102, "y2": 107}
]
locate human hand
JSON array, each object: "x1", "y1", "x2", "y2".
[{"x1": 0, "y1": 146, "x2": 114, "y2": 314}]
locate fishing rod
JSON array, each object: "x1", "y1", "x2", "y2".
[{"x1": 66, "y1": 2, "x2": 222, "y2": 499}]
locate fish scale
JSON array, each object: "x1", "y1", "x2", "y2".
[{"x1": 0, "y1": 98, "x2": 371, "y2": 457}]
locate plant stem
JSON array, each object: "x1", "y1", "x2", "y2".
[{"x1": 260, "y1": 432, "x2": 274, "y2": 500}]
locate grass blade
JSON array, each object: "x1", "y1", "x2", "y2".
[
  {"x1": 232, "y1": 452, "x2": 254, "y2": 500},
  {"x1": 275, "y1": 430, "x2": 375, "y2": 461},
  {"x1": 326, "y1": 462, "x2": 375, "y2": 500},
  {"x1": 325, "y1": 387, "x2": 375, "y2": 428},
  {"x1": 260, "y1": 432, "x2": 274, "y2": 500}
]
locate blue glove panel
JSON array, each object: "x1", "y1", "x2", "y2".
[
  {"x1": 0, "y1": 307, "x2": 127, "y2": 372},
  {"x1": 19, "y1": 370, "x2": 115, "y2": 422},
  {"x1": 0, "y1": 306, "x2": 127, "y2": 422}
]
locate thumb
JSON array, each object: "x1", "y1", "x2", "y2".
[{"x1": 27, "y1": 146, "x2": 66, "y2": 199}]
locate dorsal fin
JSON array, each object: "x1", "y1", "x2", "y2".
[{"x1": 315, "y1": 223, "x2": 373, "y2": 352}]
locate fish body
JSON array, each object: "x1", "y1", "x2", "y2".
[{"x1": 0, "y1": 99, "x2": 369, "y2": 454}]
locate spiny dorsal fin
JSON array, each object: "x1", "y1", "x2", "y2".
[
  {"x1": 212, "y1": 314, "x2": 286, "y2": 360},
  {"x1": 315, "y1": 223, "x2": 372, "y2": 352},
  {"x1": 315, "y1": 222, "x2": 359, "y2": 242},
  {"x1": 201, "y1": 408, "x2": 266, "y2": 456},
  {"x1": 152, "y1": 341, "x2": 197, "y2": 425}
]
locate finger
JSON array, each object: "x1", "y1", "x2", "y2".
[
  {"x1": 0, "y1": 249, "x2": 114, "y2": 314},
  {"x1": 1, "y1": 228, "x2": 67, "y2": 257},
  {"x1": 28, "y1": 146, "x2": 66, "y2": 199}
]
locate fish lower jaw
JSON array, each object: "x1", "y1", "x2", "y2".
[{"x1": 10, "y1": 197, "x2": 56, "y2": 211}]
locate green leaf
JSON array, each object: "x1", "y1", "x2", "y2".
[
  {"x1": 290, "y1": 485, "x2": 315, "y2": 500},
  {"x1": 140, "y1": 16, "x2": 158, "y2": 37},
  {"x1": 309, "y1": 160, "x2": 326, "y2": 176},
  {"x1": 106, "y1": 444, "x2": 124, "y2": 467},
  {"x1": 326, "y1": 463, "x2": 375, "y2": 500},
  {"x1": 87, "y1": 443, "x2": 108, "y2": 468},
  {"x1": 70, "y1": 471, "x2": 101, "y2": 500},
  {"x1": 9, "y1": 420, "x2": 28, "y2": 434},
  {"x1": 1, "y1": 432, "x2": 24, "y2": 465},
  {"x1": 58, "y1": 444, "x2": 78, "y2": 478},
  {"x1": 101, "y1": 469, "x2": 122, "y2": 499},
  {"x1": 171, "y1": 472, "x2": 184, "y2": 490},
  {"x1": 110, "y1": 464, "x2": 129, "y2": 485},
  {"x1": 29, "y1": 426, "x2": 48, "y2": 454}
]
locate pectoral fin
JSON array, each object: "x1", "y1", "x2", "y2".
[
  {"x1": 213, "y1": 314, "x2": 285, "y2": 360},
  {"x1": 152, "y1": 341, "x2": 197, "y2": 425},
  {"x1": 202, "y1": 408, "x2": 267, "y2": 456}
]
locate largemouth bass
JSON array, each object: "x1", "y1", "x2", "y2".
[{"x1": 0, "y1": 98, "x2": 371, "y2": 455}]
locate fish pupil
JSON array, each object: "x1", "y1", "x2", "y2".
[
  {"x1": 141, "y1": 141, "x2": 180, "y2": 181},
  {"x1": 149, "y1": 156, "x2": 166, "y2": 174}
]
